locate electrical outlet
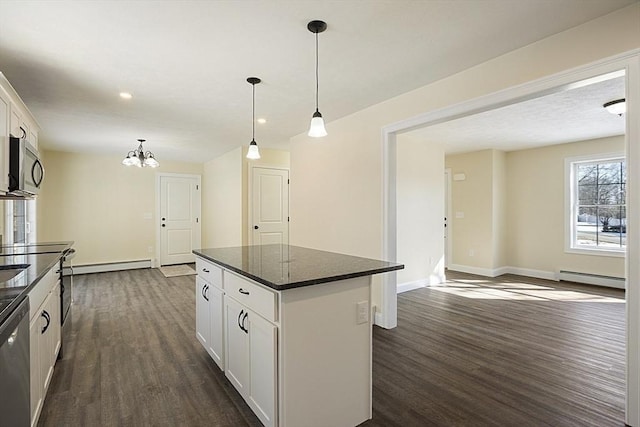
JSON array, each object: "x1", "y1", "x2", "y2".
[
  {"x1": 469, "y1": 249, "x2": 475, "y2": 257},
  {"x1": 357, "y1": 301, "x2": 369, "y2": 324},
  {"x1": 148, "y1": 246, "x2": 154, "y2": 253}
]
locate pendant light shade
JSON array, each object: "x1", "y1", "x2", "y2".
[
  {"x1": 122, "y1": 139, "x2": 159, "y2": 168},
  {"x1": 246, "y1": 77, "x2": 261, "y2": 160},
  {"x1": 308, "y1": 20, "x2": 327, "y2": 138}
]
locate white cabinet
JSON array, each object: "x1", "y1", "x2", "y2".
[
  {"x1": 224, "y1": 295, "x2": 277, "y2": 427},
  {"x1": 0, "y1": 72, "x2": 40, "y2": 194},
  {"x1": 195, "y1": 276, "x2": 210, "y2": 350},
  {"x1": 28, "y1": 266, "x2": 61, "y2": 427},
  {"x1": 195, "y1": 259, "x2": 224, "y2": 369},
  {"x1": 208, "y1": 284, "x2": 224, "y2": 367},
  {"x1": 224, "y1": 296, "x2": 250, "y2": 394}
]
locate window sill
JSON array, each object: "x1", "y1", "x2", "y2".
[{"x1": 565, "y1": 247, "x2": 626, "y2": 258}]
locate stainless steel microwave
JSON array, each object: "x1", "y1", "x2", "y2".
[{"x1": 9, "y1": 133, "x2": 44, "y2": 196}]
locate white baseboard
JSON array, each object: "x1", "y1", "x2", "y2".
[
  {"x1": 397, "y1": 274, "x2": 446, "y2": 294},
  {"x1": 446, "y1": 264, "x2": 627, "y2": 289},
  {"x1": 505, "y1": 267, "x2": 557, "y2": 281},
  {"x1": 73, "y1": 259, "x2": 152, "y2": 275},
  {"x1": 447, "y1": 264, "x2": 556, "y2": 281},
  {"x1": 447, "y1": 264, "x2": 499, "y2": 277}
]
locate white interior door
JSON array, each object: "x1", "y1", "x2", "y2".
[
  {"x1": 159, "y1": 174, "x2": 201, "y2": 266},
  {"x1": 251, "y1": 167, "x2": 289, "y2": 246}
]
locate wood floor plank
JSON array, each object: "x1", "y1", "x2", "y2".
[{"x1": 38, "y1": 269, "x2": 625, "y2": 426}]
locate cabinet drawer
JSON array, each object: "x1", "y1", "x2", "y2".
[
  {"x1": 225, "y1": 272, "x2": 277, "y2": 322},
  {"x1": 29, "y1": 267, "x2": 57, "y2": 321},
  {"x1": 196, "y1": 258, "x2": 222, "y2": 289}
]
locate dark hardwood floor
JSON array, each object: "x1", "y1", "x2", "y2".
[{"x1": 39, "y1": 269, "x2": 625, "y2": 426}]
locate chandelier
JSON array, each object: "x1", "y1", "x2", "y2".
[{"x1": 122, "y1": 139, "x2": 159, "y2": 168}]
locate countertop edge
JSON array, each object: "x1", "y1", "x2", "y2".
[{"x1": 0, "y1": 242, "x2": 74, "y2": 325}]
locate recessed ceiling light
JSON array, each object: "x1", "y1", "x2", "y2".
[
  {"x1": 119, "y1": 92, "x2": 133, "y2": 99},
  {"x1": 257, "y1": 118, "x2": 267, "y2": 124}
]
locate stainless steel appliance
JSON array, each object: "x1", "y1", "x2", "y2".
[
  {"x1": 9, "y1": 128, "x2": 44, "y2": 197},
  {"x1": 0, "y1": 296, "x2": 30, "y2": 426},
  {"x1": 58, "y1": 248, "x2": 75, "y2": 358}
]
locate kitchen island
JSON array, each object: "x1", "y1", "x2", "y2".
[{"x1": 193, "y1": 244, "x2": 403, "y2": 427}]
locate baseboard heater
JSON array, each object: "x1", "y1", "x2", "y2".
[
  {"x1": 558, "y1": 270, "x2": 625, "y2": 289},
  {"x1": 73, "y1": 259, "x2": 152, "y2": 275}
]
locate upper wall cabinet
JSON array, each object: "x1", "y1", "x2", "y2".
[{"x1": 0, "y1": 72, "x2": 40, "y2": 193}]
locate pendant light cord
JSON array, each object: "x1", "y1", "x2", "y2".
[
  {"x1": 315, "y1": 31, "x2": 319, "y2": 111},
  {"x1": 252, "y1": 82, "x2": 256, "y2": 140}
]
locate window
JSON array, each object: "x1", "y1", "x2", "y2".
[
  {"x1": 567, "y1": 154, "x2": 626, "y2": 255},
  {"x1": 3, "y1": 199, "x2": 36, "y2": 245}
]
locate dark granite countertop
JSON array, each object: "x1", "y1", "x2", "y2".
[
  {"x1": 193, "y1": 244, "x2": 404, "y2": 291},
  {"x1": 0, "y1": 241, "x2": 74, "y2": 325}
]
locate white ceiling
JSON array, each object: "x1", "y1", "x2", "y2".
[
  {"x1": 408, "y1": 74, "x2": 626, "y2": 154},
  {"x1": 0, "y1": 0, "x2": 635, "y2": 163}
]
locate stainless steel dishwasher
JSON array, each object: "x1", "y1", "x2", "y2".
[{"x1": 0, "y1": 296, "x2": 30, "y2": 426}]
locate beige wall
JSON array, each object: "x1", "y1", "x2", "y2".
[
  {"x1": 396, "y1": 134, "x2": 444, "y2": 286},
  {"x1": 506, "y1": 136, "x2": 625, "y2": 277},
  {"x1": 445, "y1": 150, "x2": 497, "y2": 269},
  {"x1": 289, "y1": 4, "x2": 639, "y2": 310},
  {"x1": 492, "y1": 150, "x2": 508, "y2": 269},
  {"x1": 202, "y1": 146, "x2": 290, "y2": 248},
  {"x1": 444, "y1": 137, "x2": 625, "y2": 277},
  {"x1": 202, "y1": 147, "x2": 243, "y2": 248},
  {"x1": 37, "y1": 150, "x2": 202, "y2": 266}
]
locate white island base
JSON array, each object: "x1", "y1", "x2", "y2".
[
  {"x1": 195, "y1": 245, "x2": 402, "y2": 427},
  {"x1": 278, "y1": 276, "x2": 372, "y2": 427}
]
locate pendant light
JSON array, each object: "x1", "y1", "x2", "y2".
[
  {"x1": 246, "y1": 77, "x2": 261, "y2": 160},
  {"x1": 122, "y1": 139, "x2": 159, "y2": 168},
  {"x1": 307, "y1": 20, "x2": 328, "y2": 138}
]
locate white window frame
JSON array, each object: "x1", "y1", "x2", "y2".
[{"x1": 565, "y1": 152, "x2": 626, "y2": 258}]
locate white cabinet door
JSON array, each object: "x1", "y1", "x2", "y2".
[
  {"x1": 29, "y1": 311, "x2": 42, "y2": 427},
  {"x1": 40, "y1": 291, "x2": 55, "y2": 394},
  {"x1": 208, "y1": 284, "x2": 224, "y2": 369},
  {"x1": 224, "y1": 297, "x2": 250, "y2": 396},
  {"x1": 195, "y1": 277, "x2": 210, "y2": 349},
  {"x1": 50, "y1": 282, "x2": 61, "y2": 360},
  {"x1": 247, "y1": 312, "x2": 277, "y2": 427},
  {"x1": 10, "y1": 106, "x2": 21, "y2": 138}
]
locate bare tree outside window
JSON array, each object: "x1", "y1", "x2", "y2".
[{"x1": 575, "y1": 159, "x2": 626, "y2": 250}]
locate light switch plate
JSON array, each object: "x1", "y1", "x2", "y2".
[{"x1": 357, "y1": 301, "x2": 369, "y2": 324}]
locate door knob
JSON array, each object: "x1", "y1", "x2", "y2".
[
  {"x1": 162, "y1": 224, "x2": 166, "y2": 227},
  {"x1": 162, "y1": 217, "x2": 166, "y2": 221},
  {"x1": 254, "y1": 225, "x2": 259, "y2": 230}
]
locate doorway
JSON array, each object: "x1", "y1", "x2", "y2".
[
  {"x1": 382, "y1": 52, "x2": 639, "y2": 425},
  {"x1": 156, "y1": 173, "x2": 201, "y2": 266},
  {"x1": 444, "y1": 168, "x2": 452, "y2": 269}
]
